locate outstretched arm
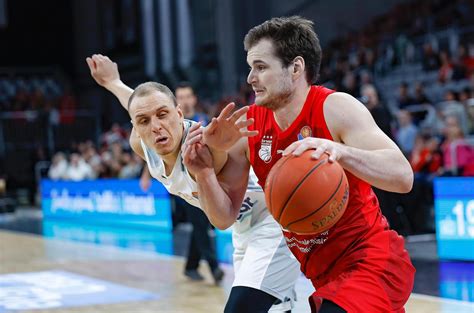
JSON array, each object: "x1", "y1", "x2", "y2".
[
  {"x1": 87, "y1": 54, "x2": 144, "y2": 159},
  {"x1": 86, "y1": 54, "x2": 133, "y2": 111}
]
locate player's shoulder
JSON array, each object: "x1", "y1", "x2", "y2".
[{"x1": 324, "y1": 91, "x2": 365, "y2": 114}]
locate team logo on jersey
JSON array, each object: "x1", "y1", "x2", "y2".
[
  {"x1": 298, "y1": 126, "x2": 312, "y2": 140},
  {"x1": 258, "y1": 135, "x2": 273, "y2": 163}
]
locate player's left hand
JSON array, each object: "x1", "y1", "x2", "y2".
[
  {"x1": 182, "y1": 142, "x2": 214, "y2": 178},
  {"x1": 86, "y1": 54, "x2": 120, "y2": 89},
  {"x1": 282, "y1": 137, "x2": 344, "y2": 163},
  {"x1": 202, "y1": 103, "x2": 258, "y2": 152}
]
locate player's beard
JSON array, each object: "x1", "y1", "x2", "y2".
[{"x1": 255, "y1": 74, "x2": 293, "y2": 111}]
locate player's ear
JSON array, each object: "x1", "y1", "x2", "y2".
[
  {"x1": 291, "y1": 56, "x2": 305, "y2": 80},
  {"x1": 176, "y1": 104, "x2": 184, "y2": 119}
]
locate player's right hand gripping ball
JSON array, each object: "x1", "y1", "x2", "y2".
[{"x1": 264, "y1": 151, "x2": 349, "y2": 234}]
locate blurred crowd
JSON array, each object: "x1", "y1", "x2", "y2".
[
  {"x1": 0, "y1": 76, "x2": 79, "y2": 125},
  {"x1": 47, "y1": 123, "x2": 144, "y2": 181}
]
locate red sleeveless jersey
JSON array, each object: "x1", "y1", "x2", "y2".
[{"x1": 247, "y1": 86, "x2": 415, "y2": 312}]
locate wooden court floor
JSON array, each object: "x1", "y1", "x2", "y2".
[{"x1": 1, "y1": 230, "x2": 473, "y2": 313}]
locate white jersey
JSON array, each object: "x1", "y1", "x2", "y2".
[
  {"x1": 141, "y1": 119, "x2": 269, "y2": 234},
  {"x1": 141, "y1": 119, "x2": 299, "y2": 309}
]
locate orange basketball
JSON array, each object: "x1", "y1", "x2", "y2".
[{"x1": 264, "y1": 150, "x2": 349, "y2": 234}]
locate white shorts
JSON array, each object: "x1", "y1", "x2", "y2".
[{"x1": 232, "y1": 214, "x2": 300, "y2": 311}]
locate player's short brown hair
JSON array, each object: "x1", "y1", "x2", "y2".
[{"x1": 244, "y1": 16, "x2": 322, "y2": 84}]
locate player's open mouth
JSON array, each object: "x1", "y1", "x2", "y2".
[
  {"x1": 155, "y1": 136, "x2": 169, "y2": 145},
  {"x1": 254, "y1": 89, "x2": 264, "y2": 94}
]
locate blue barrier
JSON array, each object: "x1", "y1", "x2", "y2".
[
  {"x1": 215, "y1": 228, "x2": 233, "y2": 264},
  {"x1": 434, "y1": 177, "x2": 474, "y2": 260},
  {"x1": 43, "y1": 219, "x2": 173, "y2": 255},
  {"x1": 41, "y1": 179, "x2": 172, "y2": 231}
]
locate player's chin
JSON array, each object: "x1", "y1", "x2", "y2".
[
  {"x1": 254, "y1": 95, "x2": 267, "y2": 106},
  {"x1": 154, "y1": 143, "x2": 174, "y2": 155}
]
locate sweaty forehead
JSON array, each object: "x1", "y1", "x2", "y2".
[
  {"x1": 130, "y1": 91, "x2": 175, "y2": 117},
  {"x1": 247, "y1": 39, "x2": 277, "y2": 64}
]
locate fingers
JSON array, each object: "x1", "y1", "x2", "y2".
[
  {"x1": 86, "y1": 57, "x2": 95, "y2": 71},
  {"x1": 186, "y1": 133, "x2": 203, "y2": 146},
  {"x1": 185, "y1": 123, "x2": 203, "y2": 146},
  {"x1": 187, "y1": 121, "x2": 202, "y2": 134},
  {"x1": 240, "y1": 130, "x2": 259, "y2": 137},
  {"x1": 216, "y1": 102, "x2": 236, "y2": 121},
  {"x1": 235, "y1": 117, "x2": 254, "y2": 129},
  {"x1": 204, "y1": 117, "x2": 218, "y2": 134},
  {"x1": 227, "y1": 106, "x2": 250, "y2": 123},
  {"x1": 195, "y1": 142, "x2": 211, "y2": 158},
  {"x1": 310, "y1": 146, "x2": 327, "y2": 159},
  {"x1": 182, "y1": 141, "x2": 192, "y2": 161},
  {"x1": 325, "y1": 148, "x2": 339, "y2": 162},
  {"x1": 282, "y1": 138, "x2": 341, "y2": 161},
  {"x1": 293, "y1": 141, "x2": 320, "y2": 156},
  {"x1": 90, "y1": 54, "x2": 113, "y2": 67},
  {"x1": 282, "y1": 141, "x2": 300, "y2": 156}
]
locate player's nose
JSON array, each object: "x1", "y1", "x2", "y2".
[
  {"x1": 150, "y1": 116, "x2": 163, "y2": 132},
  {"x1": 247, "y1": 69, "x2": 257, "y2": 85}
]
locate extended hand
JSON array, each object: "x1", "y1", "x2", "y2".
[
  {"x1": 86, "y1": 54, "x2": 120, "y2": 88},
  {"x1": 202, "y1": 103, "x2": 258, "y2": 151},
  {"x1": 182, "y1": 142, "x2": 214, "y2": 178},
  {"x1": 282, "y1": 137, "x2": 345, "y2": 162}
]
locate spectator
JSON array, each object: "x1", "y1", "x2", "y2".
[
  {"x1": 101, "y1": 123, "x2": 128, "y2": 148},
  {"x1": 397, "y1": 82, "x2": 415, "y2": 109},
  {"x1": 119, "y1": 153, "x2": 143, "y2": 179},
  {"x1": 422, "y1": 43, "x2": 440, "y2": 71},
  {"x1": 396, "y1": 110, "x2": 418, "y2": 156},
  {"x1": 441, "y1": 115, "x2": 474, "y2": 176},
  {"x1": 83, "y1": 145, "x2": 101, "y2": 178},
  {"x1": 175, "y1": 82, "x2": 209, "y2": 125},
  {"x1": 362, "y1": 84, "x2": 394, "y2": 138},
  {"x1": 457, "y1": 44, "x2": 474, "y2": 76},
  {"x1": 65, "y1": 153, "x2": 94, "y2": 181},
  {"x1": 467, "y1": 98, "x2": 474, "y2": 134},
  {"x1": 438, "y1": 51, "x2": 453, "y2": 83},
  {"x1": 410, "y1": 134, "x2": 442, "y2": 175},
  {"x1": 403, "y1": 133, "x2": 442, "y2": 233},
  {"x1": 340, "y1": 72, "x2": 360, "y2": 98},
  {"x1": 413, "y1": 82, "x2": 430, "y2": 104},
  {"x1": 439, "y1": 90, "x2": 470, "y2": 135},
  {"x1": 48, "y1": 152, "x2": 68, "y2": 180}
]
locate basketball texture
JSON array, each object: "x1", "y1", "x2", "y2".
[{"x1": 264, "y1": 150, "x2": 349, "y2": 234}]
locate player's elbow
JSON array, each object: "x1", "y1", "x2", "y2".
[
  {"x1": 398, "y1": 169, "x2": 413, "y2": 194},
  {"x1": 208, "y1": 207, "x2": 237, "y2": 230},
  {"x1": 212, "y1": 219, "x2": 233, "y2": 230}
]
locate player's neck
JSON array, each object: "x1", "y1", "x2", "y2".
[
  {"x1": 273, "y1": 85, "x2": 311, "y2": 130},
  {"x1": 161, "y1": 151, "x2": 179, "y2": 176}
]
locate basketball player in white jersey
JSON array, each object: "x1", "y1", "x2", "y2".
[{"x1": 86, "y1": 54, "x2": 300, "y2": 313}]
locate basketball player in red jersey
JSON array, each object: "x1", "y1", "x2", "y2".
[{"x1": 182, "y1": 16, "x2": 415, "y2": 313}]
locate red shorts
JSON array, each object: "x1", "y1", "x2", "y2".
[{"x1": 307, "y1": 231, "x2": 415, "y2": 313}]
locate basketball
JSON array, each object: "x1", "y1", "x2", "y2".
[{"x1": 264, "y1": 151, "x2": 349, "y2": 234}]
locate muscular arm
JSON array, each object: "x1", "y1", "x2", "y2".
[
  {"x1": 325, "y1": 92, "x2": 413, "y2": 193},
  {"x1": 187, "y1": 138, "x2": 250, "y2": 229},
  {"x1": 86, "y1": 54, "x2": 134, "y2": 111},
  {"x1": 103, "y1": 80, "x2": 134, "y2": 111}
]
